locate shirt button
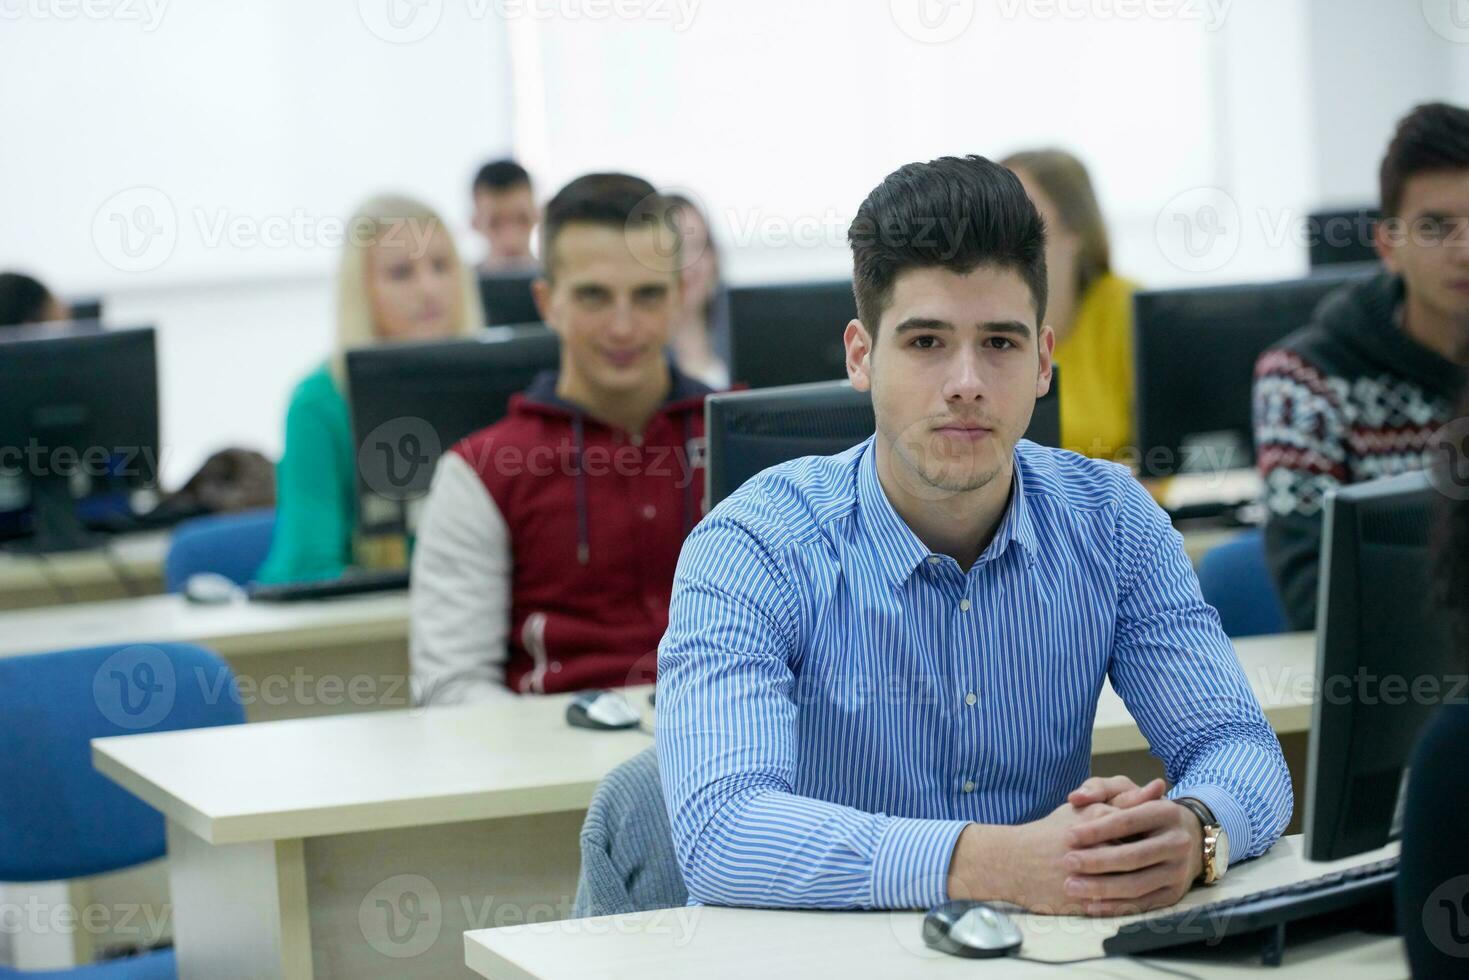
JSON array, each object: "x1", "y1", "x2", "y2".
[
  {"x1": 642, "y1": 504, "x2": 657, "y2": 520},
  {"x1": 927, "y1": 556, "x2": 941, "y2": 565},
  {"x1": 962, "y1": 780, "x2": 976, "y2": 794},
  {"x1": 964, "y1": 692, "x2": 977, "y2": 706},
  {"x1": 959, "y1": 599, "x2": 971, "y2": 612}
]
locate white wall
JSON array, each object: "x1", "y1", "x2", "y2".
[
  {"x1": 519, "y1": 0, "x2": 1218, "y2": 285},
  {"x1": 1305, "y1": 0, "x2": 1456, "y2": 208},
  {"x1": 0, "y1": 1, "x2": 516, "y2": 485},
  {"x1": 0, "y1": 1, "x2": 515, "y2": 292}
]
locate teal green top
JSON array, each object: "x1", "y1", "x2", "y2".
[{"x1": 256, "y1": 363, "x2": 356, "y2": 584}]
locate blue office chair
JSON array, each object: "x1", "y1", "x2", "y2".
[
  {"x1": 162, "y1": 509, "x2": 275, "y2": 593},
  {"x1": 1197, "y1": 528, "x2": 1289, "y2": 638},
  {"x1": 0, "y1": 644, "x2": 246, "y2": 978}
]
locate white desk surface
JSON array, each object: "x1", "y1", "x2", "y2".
[
  {"x1": 465, "y1": 836, "x2": 1405, "y2": 980},
  {"x1": 92, "y1": 633, "x2": 1313, "y2": 849},
  {"x1": 0, "y1": 591, "x2": 408, "y2": 661},
  {"x1": 94, "y1": 685, "x2": 658, "y2": 846}
]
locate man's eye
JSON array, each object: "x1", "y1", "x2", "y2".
[
  {"x1": 912, "y1": 335, "x2": 939, "y2": 349},
  {"x1": 986, "y1": 337, "x2": 1016, "y2": 350}
]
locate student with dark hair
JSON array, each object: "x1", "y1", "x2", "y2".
[
  {"x1": 411, "y1": 173, "x2": 712, "y2": 703},
  {"x1": 472, "y1": 158, "x2": 539, "y2": 271},
  {"x1": 1002, "y1": 149, "x2": 1138, "y2": 459},
  {"x1": 1255, "y1": 102, "x2": 1469, "y2": 630},
  {"x1": 657, "y1": 155, "x2": 1290, "y2": 914},
  {"x1": 0, "y1": 272, "x2": 68, "y2": 328},
  {"x1": 1399, "y1": 384, "x2": 1469, "y2": 978}
]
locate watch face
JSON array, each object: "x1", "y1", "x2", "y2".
[{"x1": 1215, "y1": 828, "x2": 1230, "y2": 875}]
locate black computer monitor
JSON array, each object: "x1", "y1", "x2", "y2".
[
  {"x1": 1304, "y1": 470, "x2": 1457, "y2": 862},
  {"x1": 727, "y1": 280, "x2": 857, "y2": 389},
  {"x1": 0, "y1": 325, "x2": 159, "y2": 552},
  {"x1": 346, "y1": 326, "x2": 560, "y2": 537},
  {"x1": 1306, "y1": 207, "x2": 1381, "y2": 270},
  {"x1": 477, "y1": 271, "x2": 541, "y2": 327},
  {"x1": 68, "y1": 296, "x2": 103, "y2": 322},
  {"x1": 1133, "y1": 268, "x2": 1375, "y2": 480},
  {"x1": 706, "y1": 370, "x2": 1062, "y2": 507}
]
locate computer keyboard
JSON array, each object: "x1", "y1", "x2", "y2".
[
  {"x1": 1103, "y1": 856, "x2": 1398, "y2": 966},
  {"x1": 247, "y1": 568, "x2": 409, "y2": 602}
]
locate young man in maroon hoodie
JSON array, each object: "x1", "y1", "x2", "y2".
[{"x1": 410, "y1": 173, "x2": 712, "y2": 703}]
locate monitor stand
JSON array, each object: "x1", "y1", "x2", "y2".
[{"x1": 2, "y1": 470, "x2": 105, "y2": 554}]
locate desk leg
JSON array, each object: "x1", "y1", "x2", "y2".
[{"x1": 165, "y1": 821, "x2": 313, "y2": 980}]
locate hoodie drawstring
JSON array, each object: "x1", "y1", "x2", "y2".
[{"x1": 573, "y1": 413, "x2": 590, "y2": 565}]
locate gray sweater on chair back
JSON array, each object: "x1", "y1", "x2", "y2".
[{"x1": 572, "y1": 745, "x2": 688, "y2": 917}]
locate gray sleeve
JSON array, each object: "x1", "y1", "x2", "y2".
[{"x1": 409, "y1": 452, "x2": 517, "y2": 705}]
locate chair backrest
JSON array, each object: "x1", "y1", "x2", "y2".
[
  {"x1": 572, "y1": 745, "x2": 687, "y2": 918},
  {"x1": 0, "y1": 643, "x2": 246, "y2": 881},
  {"x1": 163, "y1": 508, "x2": 276, "y2": 592},
  {"x1": 1197, "y1": 528, "x2": 1289, "y2": 638}
]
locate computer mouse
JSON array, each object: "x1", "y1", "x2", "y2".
[
  {"x1": 183, "y1": 572, "x2": 246, "y2": 605},
  {"x1": 565, "y1": 690, "x2": 642, "y2": 730},
  {"x1": 922, "y1": 900, "x2": 1023, "y2": 958}
]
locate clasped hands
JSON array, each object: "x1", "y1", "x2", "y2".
[{"x1": 947, "y1": 775, "x2": 1205, "y2": 917}]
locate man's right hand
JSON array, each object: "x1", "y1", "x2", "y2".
[{"x1": 946, "y1": 775, "x2": 1170, "y2": 914}]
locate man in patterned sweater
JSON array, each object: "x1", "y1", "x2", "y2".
[{"x1": 1254, "y1": 102, "x2": 1469, "y2": 630}]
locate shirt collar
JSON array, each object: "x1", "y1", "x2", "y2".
[{"x1": 855, "y1": 439, "x2": 1039, "y2": 590}]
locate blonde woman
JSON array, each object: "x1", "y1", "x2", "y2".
[
  {"x1": 256, "y1": 195, "x2": 483, "y2": 584},
  {"x1": 665, "y1": 194, "x2": 730, "y2": 390},
  {"x1": 1002, "y1": 149, "x2": 1139, "y2": 460}
]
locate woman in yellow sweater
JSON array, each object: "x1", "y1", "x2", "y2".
[{"x1": 1002, "y1": 150, "x2": 1137, "y2": 460}]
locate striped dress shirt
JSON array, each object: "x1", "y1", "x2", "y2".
[{"x1": 656, "y1": 437, "x2": 1292, "y2": 910}]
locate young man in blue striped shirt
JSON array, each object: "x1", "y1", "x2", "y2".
[{"x1": 656, "y1": 155, "x2": 1292, "y2": 917}]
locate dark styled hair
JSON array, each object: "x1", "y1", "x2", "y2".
[
  {"x1": 0, "y1": 272, "x2": 55, "y2": 329},
  {"x1": 539, "y1": 173, "x2": 676, "y2": 280},
  {"x1": 848, "y1": 155, "x2": 1048, "y2": 335},
  {"x1": 472, "y1": 159, "x2": 532, "y2": 195},
  {"x1": 1379, "y1": 102, "x2": 1469, "y2": 218}
]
